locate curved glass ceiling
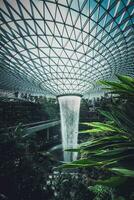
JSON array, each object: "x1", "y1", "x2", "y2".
[{"x1": 0, "y1": 0, "x2": 134, "y2": 96}]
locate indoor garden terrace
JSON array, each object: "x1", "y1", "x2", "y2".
[{"x1": 0, "y1": 0, "x2": 134, "y2": 200}]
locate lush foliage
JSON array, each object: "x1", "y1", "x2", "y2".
[
  {"x1": 0, "y1": 125, "x2": 58, "y2": 200},
  {"x1": 1, "y1": 125, "x2": 96, "y2": 200},
  {"x1": 89, "y1": 184, "x2": 115, "y2": 200},
  {"x1": 41, "y1": 97, "x2": 59, "y2": 119},
  {"x1": 60, "y1": 75, "x2": 134, "y2": 198},
  {"x1": 47, "y1": 171, "x2": 92, "y2": 200}
]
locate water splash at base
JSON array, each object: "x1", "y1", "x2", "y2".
[{"x1": 58, "y1": 95, "x2": 81, "y2": 162}]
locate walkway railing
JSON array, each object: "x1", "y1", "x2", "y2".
[
  {"x1": 0, "y1": 119, "x2": 60, "y2": 137},
  {"x1": 23, "y1": 119, "x2": 60, "y2": 137}
]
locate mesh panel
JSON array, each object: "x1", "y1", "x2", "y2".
[{"x1": 0, "y1": 0, "x2": 134, "y2": 96}]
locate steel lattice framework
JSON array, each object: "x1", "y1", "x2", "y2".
[{"x1": 0, "y1": 0, "x2": 134, "y2": 96}]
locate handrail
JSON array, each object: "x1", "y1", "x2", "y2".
[
  {"x1": 23, "y1": 120, "x2": 60, "y2": 137},
  {"x1": 0, "y1": 119, "x2": 60, "y2": 130}
]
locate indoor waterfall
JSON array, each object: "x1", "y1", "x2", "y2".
[{"x1": 58, "y1": 95, "x2": 81, "y2": 162}]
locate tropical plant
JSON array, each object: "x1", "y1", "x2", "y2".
[
  {"x1": 0, "y1": 124, "x2": 57, "y2": 200},
  {"x1": 59, "y1": 75, "x2": 134, "y2": 188},
  {"x1": 89, "y1": 184, "x2": 115, "y2": 200},
  {"x1": 47, "y1": 171, "x2": 92, "y2": 200}
]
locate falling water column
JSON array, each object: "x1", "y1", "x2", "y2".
[{"x1": 58, "y1": 95, "x2": 81, "y2": 162}]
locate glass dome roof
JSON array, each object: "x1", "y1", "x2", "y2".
[{"x1": 0, "y1": 0, "x2": 134, "y2": 96}]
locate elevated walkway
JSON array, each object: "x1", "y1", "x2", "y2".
[
  {"x1": 23, "y1": 119, "x2": 60, "y2": 137},
  {"x1": 1, "y1": 119, "x2": 60, "y2": 137}
]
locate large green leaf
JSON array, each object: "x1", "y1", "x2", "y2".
[
  {"x1": 80, "y1": 128, "x2": 106, "y2": 134},
  {"x1": 93, "y1": 147, "x2": 134, "y2": 157},
  {"x1": 79, "y1": 142, "x2": 133, "y2": 155},
  {"x1": 98, "y1": 75, "x2": 134, "y2": 99},
  {"x1": 80, "y1": 122, "x2": 123, "y2": 134},
  {"x1": 64, "y1": 148, "x2": 81, "y2": 152},
  {"x1": 99, "y1": 142, "x2": 134, "y2": 150},
  {"x1": 79, "y1": 135, "x2": 129, "y2": 149},
  {"x1": 58, "y1": 158, "x2": 117, "y2": 169},
  {"x1": 99, "y1": 80, "x2": 134, "y2": 94},
  {"x1": 99, "y1": 105, "x2": 134, "y2": 137},
  {"x1": 81, "y1": 149, "x2": 134, "y2": 163},
  {"x1": 113, "y1": 107, "x2": 134, "y2": 128},
  {"x1": 110, "y1": 168, "x2": 134, "y2": 177},
  {"x1": 95, "y1": 176, "x2": 127, "y2": 187},
  {"x1": 116, "y1": 75, "x2": 134, "y2": 88},
  {"x1": 97, "y1": 109, "x2": 115, "y2": 121}
]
